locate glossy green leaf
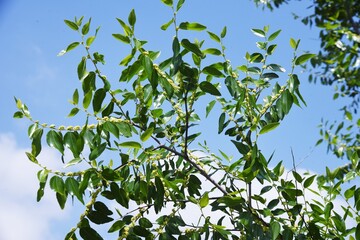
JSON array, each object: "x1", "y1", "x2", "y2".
[
  {"x1": 46, "y1": 130, "x2": 64, "y2": 154},
  {"x1": 65, "y1": 177, "x2": 83, "y2": 204},
  {"x1": 304, "y1": 175, "x2": 316, "y2": 188},
  {"x1": 260, "y1": 122, "x2": 280, "y2": 134},
  {"x1": 181, "y1": 39, "x2": 204, "y2": 57},
  {"x1": 116, "y1": 18, "x2": 132, "y2": 36},
  {"x1": 161, "y1": 0, "x2": 173, "y2": 7},
  {"x1": 203, "y1": 48, "x2": 222, "y2": 56},
  {"x1": 31, "y1": 128, "x2": 43, "y2": 157},
  {"x1": 221, "y1": 26, "x2": 227, "y2": 38},
  {"x1": 64, "y1": 20, "x2": 79, "y2": 31},
  {"x1": 268, "y1": 30, "x2": 281, "y2": 41},
  {"x1": 295, "y1": 53, "x2": 316, "y2": 65},
  {"x1": 231, "y1": 140, "x2": 250, "y2": 155},
  {"x1": 92, "y1": 88, "x2": 106, "y2": 113},
  {"x1": 199, "y1": 81, "x2": 221, "y2": 96},
  {"x1": 267, "y1": 64, "x2": 285, "y2": 72},
  {"x1": 267, "y1": 44, "x2": 277, "y2": 55},
  {"x1": 83, "y1": 90, "x2": 93, "y2": 109},
  {"x1": 118, "y1": 141, "x2": 141, "y2": 149},
  {"x1": 102, "y1": 121, "x2": 119, "y2": 138},
  {"x1": 81, "y1": 18, "x2": 91, "y2": 35},
  {"x1": 128, "y1": 9, "x2": 136, "y2": 27},
  {"x1": 77, "y1": 57, "x2": 87, "y2": 80},
  {"x1": 112, "y1": 33, "x2": 130, "y2": 44},
  {"x1": 179, "y1": 22, "x2": 206, "y2": 31},
  {"x1": 89, "y1": 142, "x2": 107, "y2": 160},
  {"x1": 67, "y1": 107, "x2": 80, "y2": 117},
  {"x1": 50, "y1": 176, "x2": 65, "y2": 195},
  {"x1": 251, "y1": 28, "x2": 266, "y2": 38},
  {"x1": 207, "y1": 31, "x2": 221, "y2": 43},
  {"x1": 176, "y1": 0, "x2": 185, "y2": 11},
  {"x1": 66, "y1": 42, "x2": 80, "y2": 53},
  {"x1": 56, "y1": 192, "x2": 67, "y2": 209}
]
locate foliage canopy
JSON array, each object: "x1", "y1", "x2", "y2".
[{"x1": 14, "y1": 1, "x2": 359, "y2": 239}]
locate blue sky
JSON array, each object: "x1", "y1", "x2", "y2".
[{"x1": 0, "y1": 0, "x2": 354, "y2": 239}]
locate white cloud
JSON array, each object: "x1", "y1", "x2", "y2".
[{"x1": 0, "y1": 133, "x2": 70, "y2": 240}]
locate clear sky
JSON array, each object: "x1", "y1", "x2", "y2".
[{"x1": 0, "y1": 0, "x2": 354, "y2": 239}]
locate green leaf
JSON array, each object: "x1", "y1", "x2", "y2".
[
  {"x1": 356, "y1": 223, "x2": 360, "y2": 240},
  {"x1": 67, "y1": 107, "x2": 80, "y2": 117},
  {"x1": 81, "y1": 18, "x2": 91, "y2": 35},
  {"x1": 64, "y1": 20, "x2": 79, "y2": 31},
  {"x1": 218, "y1": 112, "x2": 226, "y2": 134},
  {"x1": 115, "y1": 188, "x2": 129, "y2": 208},
  {"x1": 112, "y1": 33, "x2": 130, "y2": 44},
  {"x1": 56, "y1": 192, "x2": 67, "y2": 209},
  {"x1": 79, "y1": 227, "x2": 103, "y2": 240},
  {"x1": 202, "y1": 66, "x2": 225, "y2": 78},
  {"x1": 203, "y1": 48, "x2": 222, "y2": 56},
  {"x1": 65, "y1": 42, "x2": 80, "y2": 53},
  {"x1": 221, "y1": 26, "x2": 227, "y2": 38},
  {"x1": 251, "y1": 28, "x2": 266, "y2": 38},
  {"x1": 267, "y1": 64, "x2": 285, "y2": 72},
  {"x1": 290, "y1": 38, "x2": 299, "y2": 50},
  {"x1": 116, "y1": 18, "x2": 132, "y2": 36},
  {"x1": 199, "y1": 192, "x2": 209, "y2": 208},
  {"x1": 86, "y1": 36, "x2": 96, "y2": 47},
  {"x1": 26, "y1": 152, "x2": 38, "y2": 163},
  {"x1": 295, "y1": 53, "x2": 316, "y2": 65},
  {"x1": 179, "y1": 22, "x2": 206, "y2": 31},
  {"x1": 181, "y1": 39, "x2": 204, "y2": 57},
  {"x1": 46, "y1": 130, "x2": 64, "y2": 154},
  {"x1": 72, "y1": 89, "x2": 79, "y2": 105},
  {"x1": 89, "y1": 142, "x2": 107, "y2": 160},
  {"x1": 65, "y1": 177, "x2": 83, "y2": 204},
  {"x1": 83, "y1": 90, "x2": 93, "y2": 109},
  {"x1": 140, "y1": 127, "x2": 154, "y2": 142},
  {"x1": 206, "y1": 100, "x2": 216, "y2": 117},
  {"x1": 268, "y1": 30, "x2": 281, "y2": 41},
  {"x1": 139, "y1": 218, "x2": 153, "y2": 228},
  {"x1": 77, "y1": 57, "x2": 87, "y2": 80},
  {"x1": 304, "y1": 175, "x2": 316, "y2": 188},
  {"x1": 161, "y1": 0, "x2": 173, "y2": 7},
  {"x1": 128, "y1": 9, "x2": 136, "y2": 27},
  {"x1": 108, "y1": 220, "x2": 125, "y2": 233},
  {"x1": 231, "y1": 140, "x2": 250, "y2": 155},
  {"x1": 259, "y1": 122, "x2": 280, "y2": 134},
  {"x1": 50, "y1": 176, "x2": 65, "y2": 195},
  {"x1": 176, "y1": 0, "x2": 185, "y2": 11},
  {"x1": 160, "y1": 19, "x2": 174, "y2": 31},
  {"x1": 118, "y1": 141, "x2": 141, "y2": 149},
  {"x1": 199, "y1": 81, "x2": 221, "y2": 96},
  {"x1": 270, "y1": 222, "x2": 280, "y2": 240},
  {"x1": 267, "y1": 44, "x2": 277, "y2": 55},
  {"x1": 102, "y1": 121, "x2": 119, "y2": 138},
  {"x1": 92, "y1": 88, "x2": 106, "y2": 113},
  {"x1": 207, "y1": 31, "x2": 221, "y2": 43}
]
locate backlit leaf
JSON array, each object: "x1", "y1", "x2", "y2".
[{"x1": 179, "y1": 22, "x2": 206, "y2": 31}]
